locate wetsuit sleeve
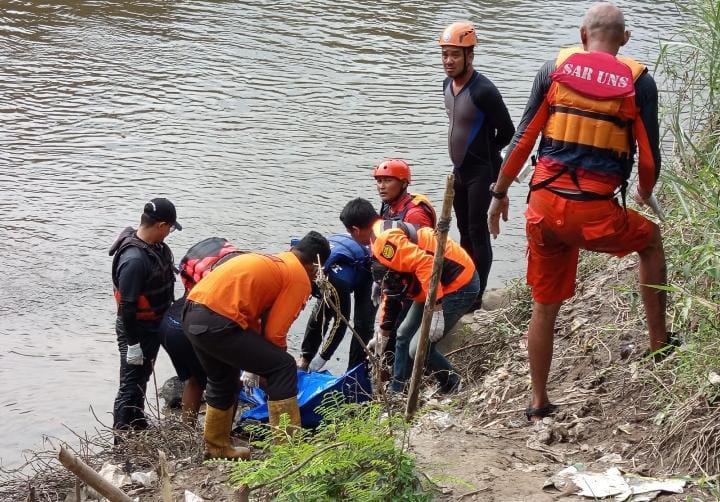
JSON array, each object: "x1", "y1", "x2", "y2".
[
  {"x1": 500, "y1": 61, "x2": 554, "y2": 179},
  {"x1": 477, "y1": 84, "x2": 515, "y2": 150},
  {"x1": 115, "y1": 249, "x2": 146, "y2": 345},
  {"x1": 378, "y1": 294, "x2": 403, "y2": 330},
  {"x1": 264, "y1": 281, "x2": 310, "y2": 349},
  {"x1": 633, "y1": 71, "x2": 661, "y2": 194}
]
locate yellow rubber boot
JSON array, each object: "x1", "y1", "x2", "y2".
[
  {"x1": 203, "y1": 404, "x2": 251, "y2": 460},
  {"x1": 268, "y1": 396, "x2": 301, "y2": 439}
]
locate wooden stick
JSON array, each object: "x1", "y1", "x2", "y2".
[
  {"x1": 58, "y1": 447, "x2": 133, "y2": 502},
  {"x1": 157, "y1": 449, "x2": 173, "y2": 502},
  {"x1": 405, "y1": 174, "x2": 455, "y2": 421},
  {"x1": 24, "y1": 485, "x2": 37, "y2": 502}
]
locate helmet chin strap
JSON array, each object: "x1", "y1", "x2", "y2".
[{"x1": 455, "y1": 48, "x2": 471, "y2": 79}]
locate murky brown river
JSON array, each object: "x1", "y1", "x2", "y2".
[{"x1": 0, "y1": 0, "x2": 682, "y2": 466}]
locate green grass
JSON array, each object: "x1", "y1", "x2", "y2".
[
  {"x1": 645, "y1": 0, "x2": 720, "y2": 475},
  {"x1": 226, "y1": 394, "x2": 431, "y2": 501}
]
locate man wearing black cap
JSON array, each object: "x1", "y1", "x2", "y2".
[{"x1": 109, "y1": 198, "x2": 181, "y2": 437}]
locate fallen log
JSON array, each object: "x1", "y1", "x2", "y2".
[{"x1": 57, "y1": 447, "x2": 133, "y2": 502}]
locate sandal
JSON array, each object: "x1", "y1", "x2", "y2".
[
  {"x1": 524, "y1": 403, "x2": 558, "y2": 421},
  {"x1": 643, "y1": 332, "x2": 681, "y2": 362}
]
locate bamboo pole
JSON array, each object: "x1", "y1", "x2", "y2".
[
  {"x1": 405, "y1": 174, "x2": 455, "y2": 421},
  {"x1": 58, "y1": 447, "x2": 133, "y2": 502}
]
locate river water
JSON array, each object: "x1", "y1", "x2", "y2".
[{"x1": 0, "y1": 0, "x2": 682, "y2": 467}]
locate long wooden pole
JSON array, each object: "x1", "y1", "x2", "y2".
[
  {"x1": 58, "y1": 447, "x2": 133, "y2": 502},
  {"x1": 405, "y1": 174, "x2": 455, "y2": 421}
]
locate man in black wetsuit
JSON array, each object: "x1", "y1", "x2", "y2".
[
  {"x1": 440, "y1": 21, "x2": 515, "y2": 311},
  {"x1": 109, "y1": 198, "x2": 180, "y2": 439}
]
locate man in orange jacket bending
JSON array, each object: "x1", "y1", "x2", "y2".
[
  {"x1": 183, "y1": 232, "x2": 330, "y2": 459},
  {"x1": 341, "y1": 198, "x2": 480, "y2": 394}
]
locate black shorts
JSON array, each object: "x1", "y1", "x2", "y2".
[{"x1": 159, "y1": 298, "x2": 207, "y2": 388}]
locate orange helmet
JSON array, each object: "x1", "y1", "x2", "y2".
[
  {"x1": 438, "y1": 21, "x2": 477, "y2": 47},
  {"x1": 372, "y1": 159, "x2": 411, "y2": 184}
]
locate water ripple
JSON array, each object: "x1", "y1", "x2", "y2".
[{"x1": 0, "y1": 0, "x2": 683, "y2": 467}]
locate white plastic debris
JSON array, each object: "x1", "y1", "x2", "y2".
[
  {"x1": 622, "y1": 473, "x2": 686, "y2": 501},
  {"x1": 99, "y1": 462, "x2": 131, "y2": 488},
  {"x1": 574, "y1": 467, "x2": 627, "y2": 498},
  {"x1": 420, "y1": 411, "x2": 455, "y2": 431},
  {"x1": 708, "y1": 371, "x2": 720, "y2": 386},
  {"x1": 185, "y1": 490, "x2": 204, "y2": 502},
  {"x1": 131, "y1": 470, "x2": 158, "y2": 487},
  {"x1": 544, "y1": 466, "x2": 686, "y2": 501},
  {"x1": 83, "y1": 462, "x2": 131, "y2": 500}
]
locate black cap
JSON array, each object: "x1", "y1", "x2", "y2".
[{"x1": 144, "y1": 198, "x2": 182, "y2": 231}]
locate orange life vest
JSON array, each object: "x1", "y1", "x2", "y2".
[{"x1": 533, "y1": 47, "x2": 646, "y2": 196}]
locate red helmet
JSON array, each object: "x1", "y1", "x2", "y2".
[{"x1": 372, "y1": 159, "x2": 411, "y2": 184}]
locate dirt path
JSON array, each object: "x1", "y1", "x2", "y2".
[
  {"x1": 412, "y1": 425, "x2": 568, "y2": 502},
  {"x1": 411, "y1": 420, "x2": 696, "y2": 502}
]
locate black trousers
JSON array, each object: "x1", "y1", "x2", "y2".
[
  {"x1": 113, "y1": 317, "x2": 161, "y2": 430},
  {"x1": 183, "y1": 301, "x2": 297, "y2": 410},
  {"x1": 301, "y1": 276, "x2": 376, "y2": 371},
  {"x1": 453, "y1": 168, "x2": 495, "y2": 299}
]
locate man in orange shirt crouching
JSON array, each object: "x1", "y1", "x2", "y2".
[{"x1": 182, "y1": 232, "x2": 330, "y2": 460}]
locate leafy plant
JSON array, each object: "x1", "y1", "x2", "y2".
[
  {"x1": 643, "y1": 0, "x2": 720, "y2": 475},
  {"x1": 227, "y1": 393, "x2": 431, "y2": 501}
]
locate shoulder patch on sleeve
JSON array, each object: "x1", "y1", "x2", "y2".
[{"x1": 381, "y1": 242, "x2": 396, "y2": 260}]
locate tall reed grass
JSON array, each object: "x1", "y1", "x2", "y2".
[{"x1": 652, "y1": 0, "x2": 720, "y2": 477}]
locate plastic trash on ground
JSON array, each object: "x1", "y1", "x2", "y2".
[
  {"x1": 184, "y1": 490, "x2": 204, "y2": 502},
  {"x1": 130, "y1": 470, "x2": 158, "y2": 488},
  {"x1": 544, "y1": 465, "x2": 686, "y2": 501},
  {"x1": 98, "y1": 462, "x2": 130, "y2": 487},
  {"x1": 84, "y1": 462, "x2": 131, "y2": 500},
  {"x1": 237, "y1": 363, "x2": 372, "y2": 428}
]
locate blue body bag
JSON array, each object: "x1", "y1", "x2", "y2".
[{"x1": 237, "y1": 363, "x2": 372, "y2": 428}]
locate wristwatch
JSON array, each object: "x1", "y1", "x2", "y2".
[{"x1": 489, "y1": 183, "x2": 507, "y2": 199}]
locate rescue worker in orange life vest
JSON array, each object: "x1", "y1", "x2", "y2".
[
  {"x1": 374, "y1": 159, "x2": 436, "y2": 229},
  {"x1": 488, "y1": 2, "x2": 670, "y2": 421},
  {"x1": 341, "y1": 198, "x2": 480, "y2": 394},
  {"x1": 440, "y1": 21, "x2": 515, "y2": 313},
  {"x1": 159, "y1": 237, "x2": 244, "y2": 424},
  {"x1": 109, "y1": 198, "x2": 180, "y2": 438},
  {"x1": 372, "y1": 159, "x2": 438, "y2": 361},
  {"x1": 182, "y1": 232, "x2": 330, "y2": 460}
]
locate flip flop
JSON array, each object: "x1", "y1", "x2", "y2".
[
  {"x1": 643, "y1": 332, "x2": 681, "y2": 362},
  {"x1": 524, "y1": 403, "x2": 558, "y2": 421}
]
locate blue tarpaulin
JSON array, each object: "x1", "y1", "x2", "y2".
[{"x1": 237, "y1": 363, "x2": 372, "y2": 428}]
